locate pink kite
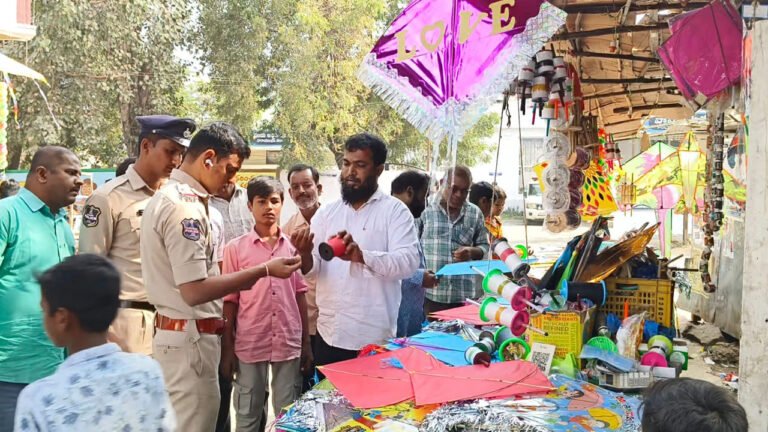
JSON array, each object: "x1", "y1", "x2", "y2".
[
  {"x1": 319, "y1": 347, "x2": 441, "y2": 409},
  {"x1": 658, "y1": 0, "x2": 743, "y2": 100},
  {"x1": 428, "y1": 304, "x2": 485, "y2": 325},
  {"x1": 321, "y1": 347, "x2": 553, "y2": 408},
  {"x1": 411, "y1": 360, "x2": 553, "y2": 405}
]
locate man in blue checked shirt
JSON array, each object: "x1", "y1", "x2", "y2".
[{"x1": 391, "y1": 171, "x2": 438, "y2": 337}]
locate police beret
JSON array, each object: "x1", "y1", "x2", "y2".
[{"x1": 136, "y1": 115, "x2": 197, "y2": 147}]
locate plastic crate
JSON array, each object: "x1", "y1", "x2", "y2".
[{"x1": 604, "y1": 277, "x2": 674, "y2": 327}]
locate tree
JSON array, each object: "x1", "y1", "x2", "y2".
[
  {"x1": 1, "y1": 0, "x2": 190, "y2": 168},
  {"x1": 196, "y1": 0, "x2": 496, "y2": 170}
]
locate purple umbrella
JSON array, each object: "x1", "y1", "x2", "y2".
[{"x1": 359, "y1": 0, "x2": 565, "y2": 153}]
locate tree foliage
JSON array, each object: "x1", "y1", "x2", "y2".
[
  {"x1": 198, "y1": 0, "x2": 497, "y2": 170},
  {"x1": 1, "y1": 0, "x2": 496, "y2": 170},
  {"x1": 1, "y1": 0, "x2": 190, "y2": 168}
]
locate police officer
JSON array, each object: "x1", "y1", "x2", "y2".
[
  {"x1": 79, "y1": 115, "x2": 193, "y2": 354},
  {"x1": 140, "y1": 121, "x2": 302, "y2": 432}
]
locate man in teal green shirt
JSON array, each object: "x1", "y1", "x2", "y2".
[{"x1": 0, "y1": 146, "x2": 82, "y2": 432}]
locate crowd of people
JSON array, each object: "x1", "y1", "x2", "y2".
[{"x1": 0, "y1": 115, "x2": 748, "y2": 432}]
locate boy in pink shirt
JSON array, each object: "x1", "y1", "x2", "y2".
[{"x1": 222, "y1": 177, "x2": 311, "y2": 431}]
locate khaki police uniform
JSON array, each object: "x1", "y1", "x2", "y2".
[
  {"x1": 78, "y1": 165, "x2": 155, "y2": 354},
  {"x1": 141, "y1": 169, "x2": 222, "y2": 432}
]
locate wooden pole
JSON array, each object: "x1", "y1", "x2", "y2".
[
  {"x1": 612, "y1": 103, "x2": 685, "y2": 113},
  {"x1": 583, "y1": 86, "x2": 679, "y2": 100},
  {"x1": 570, "y1": 50, "x2": 660, "y2": 63},
  {"x1": 739, "y1": 20, "x2": 768, "y2": 431},
  {"x1": 550, "y1": 23, "x2": 669, "y2": 41},
  {"x1": 581, "y1": 77, "x2": 675, "y2": 85},
  {"x1": 560, "y1": 1, "x2": 709, "y2": 14}
]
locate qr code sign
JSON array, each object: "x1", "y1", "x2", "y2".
[{"x1": 529, "y1": 343, "x2": 556, "y2": 375}]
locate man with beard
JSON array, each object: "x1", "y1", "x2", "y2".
[
  {"x1": 418, "y1": 166, "x2": 489, "y2": 314},
  {"x1": 390, "y1": 170, "x2": 437, "y2": 337},
  {"x1": 291, "y1": 134, "x2": 420, "y2": 370},
  {"x1": 79, "y1": 115, "x2": 194, "y2": 355},
  {"x1": 0, "y1": 146, "x2": 82, "y2": 431},
  {"x1": 282, "y1": 164, "x2": 323, "y2": 390}
]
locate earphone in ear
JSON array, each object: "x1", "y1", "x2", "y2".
[{"x1": 204, "y1": 159, "x2": 213, "y2": 167}]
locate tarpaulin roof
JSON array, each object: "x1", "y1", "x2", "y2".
[{"x1": 548, "y1": 0, "x2": 711, "y2": 139}]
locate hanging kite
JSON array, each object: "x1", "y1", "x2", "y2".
[{"x1": 358, "y1": 0, "x2": 566, "y2": 169}]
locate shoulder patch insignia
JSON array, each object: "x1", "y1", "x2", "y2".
[
  {"x1": 180, "y1": 192, "x2": 198, "y2": 203},
  {"x1": 82, "y1": 205, "x2": 101, "y2": 228},
  {"x1": 181, "y1": 218, "x2": 203, "y2": 241}
]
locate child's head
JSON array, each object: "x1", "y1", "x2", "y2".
[
  {"x1": 247, "y1": 176, "x2": 284, "y2": 226},
  {"x1": 468, "y1": 181, "x2": 494, "y2": 218},
  {"x1": 642, "y1": 378, "x2": 747, "y2": 432},
  {"x1": 38, "y1": 254, "x2": 120, "y2": 347},
  {"x1": 491, "y1": 184, "x2": 507, "y2": 217}
]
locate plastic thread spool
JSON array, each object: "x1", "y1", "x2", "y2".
[
  {"x1": 513, "y1": 244, "x2": 529, "y2": 259},
  {"x1": 540, "y1": 102, "x2": 556, "y2": 120},
  {"x1": 492, "y1": 238, "x2": 531, "y2": 279},
  {"x1": 586, "y1": 336, "x2": 618, "y2": 353},
  {"x1": 479, "y1": 297, "x2": 530, "y2": 336},
  {"x1": 640, "y1": 348, "x2": 669, "y2": 367},
  {"x1": 568, "y1": 189, "x2": 583, "y2": 210},
  {"x1": 319, "y1": 236, "x2": 346, "y2": 261},
  {"x1": 552, "y1": 57, "x2": 567, "y2": 81},
  {"x1": 545, "y1": 134, "x2": 570, "y2": 159},
  {"x1": 648, "y1": 335, "x2": 674, "y2": 355},
  {"x1": 476, "y1": 331, "x2": 497, "y2": 353},
  {"x1": 518, "y1": 60, "x2": 536, "y2": 82},
  {"x1": 543, "y1": 164, "x2": 570, "y2": 189},
  {"x1": 498, "y1": 337, "x2": 531, "y2": 361},
  {"x1": 544, "y1": 213, "x2": 568, "y2": 233},
  {"x1": 465, "y1": 344, "x2": 492, "y2": 366},
  {"x1": 641, "y1": 335, "x2": 673, "y2": 367},
  {"x1": 481, "y1": 269, "x2": 532, "y2": 311},
  {"x1": 563, "y1": 78, "x2": 574, "y2": 103},
  {"x1": 532, "y1": 76, "x2": 549, "y2": 103},
  {"x1": 493, "y1": 326, "x2": 515, "y2": 346},
  {"x1": 560, "y1": 280, "x2": 607, "y2": 306},
  {"x1": 564, "y1": 209, "x2": 582, "y2": 228},
  {"x1": 544, "y1": 188, "x2": 570, "y2": 212},
  {"x1": 568, "y1": 169, "x2": 585, "y2": 189}
]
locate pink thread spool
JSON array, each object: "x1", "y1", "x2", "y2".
[
  {"x1": 492, "y1": 238, "x2": 530, "y2": 280},
  {"x1": 319, "y1": 236, "x2": 346, "y2": 261},
  {"x1": 479, "y1": 297, "x2": 530, "y2": 336},
  {"x1": 482, "y1": 269, "x2": 533, "y2": 312}
]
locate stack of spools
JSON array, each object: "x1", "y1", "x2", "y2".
[
  {"x1": 515, "y1": 48, "x2": 576, "y2": 134},
  {"x1": 464, "y1": 330, "x2": 532, "y2": 365},
  {"x1": 640, "y1": 335, "x2": 675, "y2": 368},
  {"x1": 542, "y1": 133, "x2": 571, "y2": 233},
  {"x1": 701, "y1": 115, "x2": 725, "y2": 293},
  {"x1": 563, "y1": 147, "x2": 589, "y2": 229}
]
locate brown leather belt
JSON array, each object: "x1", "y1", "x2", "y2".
[
  {"x1": 154, "y1": 314, "x2": 226, "y2": 335},
  {"x1": 119, "y1": 300, "x2": 155, "y2": 312}
]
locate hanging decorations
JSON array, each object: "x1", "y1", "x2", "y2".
[
  {"x1": 579, "y1": 161, "x2": 619, "y2": 222},
  {"x1": 538, "y1": 133, "x2": 572, "y2": 233},
  {"x1": 516, "y1": 48, "x2": 576, "y2": 135},
  {"x1": 359, "y1": 0, "x2": 566, "y2": 173},
  {"x1": 657, "y1": 0, "x2": 743, "y2": 101},
  {"x1": 700, "y1": 114, "x2": 725, "y2": 293}
]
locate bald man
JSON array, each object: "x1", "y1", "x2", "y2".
[{"x1": 0, "y1": 146, "x2": 82, "y2": 432}]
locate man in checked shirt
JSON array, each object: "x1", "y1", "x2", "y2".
[{"x1": 417, "y1": 165, "x2": 490, "y2": 315}]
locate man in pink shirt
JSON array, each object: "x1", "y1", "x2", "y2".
[{"x1": 222, "y1": 177, "x2": 311, "y2": 431}]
